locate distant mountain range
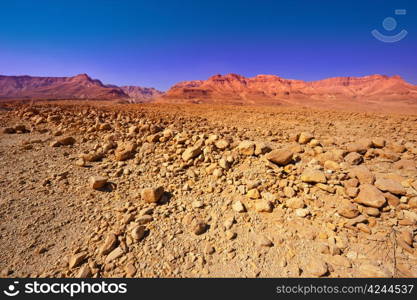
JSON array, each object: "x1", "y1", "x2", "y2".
[
  {"x1": 1, "y1": 73, "x2": 417, "y2": 105},
  {"x1": 0, "y1": 74, "x2": 162, "y2": 102},
  {"x1": 160, "y1": 73, "x2": 417, "y2": 105}
]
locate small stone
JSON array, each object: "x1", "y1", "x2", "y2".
[
  {"x1": 57, "y1": 136, "x2": 76, "y2": 146},
  {"x1": 105, "y1": 247, "x2": 124, "y2": 263},
  {"x1": 298, "y1": 132, "x2": 314, "y2": 144},
  {"x1": 337, "y1": 199, "x2": 360, "y2": 219},
  {"x1": 295, "y1": 208, "x2": 310, "y2": 217},
  {"x1": 215, "y1": 139, "x2": 230, "y2": 150},
  {"x1": 131, "y1": 225, "x2": 146, "y2": 241},
  {"x1": 355, "y1": 184, "x2": 386, "y2": 208},
  {"x1": 344, "y1": 152, "x2": 363, "y2": 165},
  {"x1": 257, "y1": 236, "x2": 273, "y2": 247},
  {"x1": 232, "y1": 201, "x2": 246, "y2": 213},
  {"x1": 77, "y1": 265, "x2": 92, "y2": 278},
  {"x1": 125, "y1": 263, "x2": 137, "y2": 277},
  {"x1": 375, "y1": 178, "x2": 406, "y2": 195},
  {"x1": 238, "y1": 140, "x2": 256, "y2": 156},
  {"x1": 247, "y1": 188, "x2": 260, "y2": 199},
  {"x1": 136, "y1": 215, "x2": 153, "y2": 225},
  {"x1": 264, "y1": 149, "x2": 293, "y2": 165},
  {"x1": 89, "y1": 176, "x2": 108, "y2": 190},
  {"x1": 99, "y1": 233, "x2": 118, "y2": 255},
  {"x1": 182, "y1": 145, "x2": 202, "y2": 161},
  {"x1": 141, "y1": 187, "x2": 164, "y2": 203},
  {"x1": 69, "y1": 252, "x2": 87, "y2": 269},
  {"x1": 255, "y1": 200, "x2": 273, "y2": 212},
  {"x1": 301, "y1": 169, "x2": 326, "y2": 184},
  {"x1": 305, "y1": 260, "x2": 328, "y2": 277},
  {"x1": 286, "y1": 197, "x2": 305, "y2": 209},
  {"x1": 349, "y1": 166, "x2": 375, "y2": 185},
  {"x1": 191, "y1": 220, "x2": 207, "y2": 235}
]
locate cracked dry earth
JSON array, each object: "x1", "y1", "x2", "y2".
[{"x1": 0, "y1": 102, "x2": 417, "y2": 278}]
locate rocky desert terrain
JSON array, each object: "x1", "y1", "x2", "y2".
[{"x1": 1, "y1": 101, "x2": 417, "y2": 278}]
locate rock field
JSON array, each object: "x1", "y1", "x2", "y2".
[{"x1": 0, "y1": 102, "x2": 416, "y2": 278}]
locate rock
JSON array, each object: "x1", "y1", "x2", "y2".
[
  {"x1": 99, "y1": 233, "x2": 118, "y2": 255},
  {"x1": 364, "y1": 207, "x2": 380, "y2": 217},
  {"x1": 77, "y1": 265, "x2": 92, "y2": 278},
  {"x1": 345, "y1": 187, "x2": 359, "y2": 198},
  {"x1": 182, "y1": 145, "x2": 202, "y2": 161},
  {"x1": 357, "y1": 223, "x2": 371, "y2": 234},
  {"x1": 298, "y1": 132, "x2": 314, "y2": 144},
  {"x1": 286, "y1": 197, "x2": 304, "y2": 209},
  {"x1": 385, "y1": 192, "x2": 400, "y2": 207},
  {"x1": 254, "y1": 142, "x2": 271, "y2": 155},
  {"x1": 375, "y1": 178, "x2": 406, "y2": 195},
  {"x1": 2, "y1": 127, "x2": 16, "y2": 134},
  {"x1": 215, "y1": 139, "x2": 230, "y2": 150},
  {"x1": 358, "y1": 264, "x2": 390, "y2": 277},
  {"x1": 89, "y1": 176, "x2": 108, "y2": 190},
  {"x1": 264, "y1": 149, "x2": 293, "y2": 165},
  {"x1": 57, "y1": 136, "x2": 76, "y2": 146},
  {"x1": 141, "y1": 187, "x2": 164, "y2": 203},
  {"x1": 400, "y1": 230, "x2": 413, "y2": 246},
  {"x1": 191, "y1": 220, "x2": 207, "y2": 235},
  {"x1": 124, "y1": 263, "x2": 137, "y2": 277},
  {"x1": 324, "y1": 160, "x2": 340, "y2": 171},
  {"x1": 338, "y1": 199, "x2": 360, "y2": 218},
  {"x1": 247, "y1": 188, "x2": 260, "y2": 199},
  {"x1": 349, "y1": 166, "x2": 375, "y2": 185},
  {"x1": 136, "y1": 215, "x2": 153, "y2": 225},
  {"x1": 131, "y1": 225, "x2": 146, "y2": 241},
  {"x1": 255, "y1": 200, "x2": 273, "y2": 212},
  {"x1": 69, "y1": 252, "x2": 87, "y2": 269},
  {"x1": 237, "y1": 140, "x2": 255, "y2": 156},
  {"x1": 115, "y1": 142, "x2": 137, "y2": 161},
  {"x1": 257, "y1": 236, "x2": 273, "y2": 247},
  {"x1": 105, "y1": 247, "x2": 124, "y2": 263},
  {"x1": 328, "y1": 255, "x2": 352, "y2": 268},
  {"x1": 301, "y1": 169, "x2": 327, "y2": 184},
  {"x1": 409, "y1": 197, "x2": 417, "y2": 208},
  {"x1": 232, "y1": 201, "x2": 246, "y2": 213},
  {"x1": 372, "y1": 137, "x2": 386, "y2": 148},
  {"x1": 355, "y1": 184, "x2": 386, "y2": 208},
  {"x1": 344, "y1": 152, "x2": 363, "y2": 165},
  {"x1": 295, "y1": 208, "x2": 310, "y2": 217},
  {"x1": 305, "y1": 260, "x2": 328, "y2": 277}
]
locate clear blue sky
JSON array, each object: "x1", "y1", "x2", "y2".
[{"x1": 0, "y1": 0, "x2": 416, "y2": 90}]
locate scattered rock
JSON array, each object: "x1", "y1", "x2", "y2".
[{"x1": 141, "y1": 187, "x2": 164, "y2": 203}]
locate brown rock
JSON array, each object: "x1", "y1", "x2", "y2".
[
  {"x1": 99, "y1": 233, "x2": 118, "y2": 255},
  {"x1": 301, "y1": 169, "x2": 327, "y2": 184},
  {"x1": 349, "y1": 166, "x2": 375, "y2": 185},
  {"x1": 237, "y1": 140, "x2": 255, "y2": 156},
  {"x1": 375, "y1": 178, "x2": 406, "y2": 195},
  {"x1": 355, "y1": 184, "x2": 386, "y2": 208},
  {"x1": 265, "y1": 149, "x2": 293, "y2": 165},
  {"x1": 344, "y1": 152, "x2": 363, "y2": 165},
  {"x1": 69, "y1": 252, "x2": 87, "y2": 269},
  {"x1": 89, "y1": 176, "x2": 108, "y2": 190},
  {"x1": 105, "y1": 247, "x2": 124, "y2": 263},
  {"x1": 182, "y1": 145, "x2": 202, "y2": 161},
  {"x1": 255, "y1": 200, "x2": 273, "y2": 213},
  {"x1": 141, "y1": 187, "x2": 164, "y2": 203}
]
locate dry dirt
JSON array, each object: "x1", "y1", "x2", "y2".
[{"x1": 1, "y1": 101, "x2": 417, "y2": 278}]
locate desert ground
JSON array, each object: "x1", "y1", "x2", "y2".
[{"x1": 0, "y1": 101, "x2": 417, "y2": 278}]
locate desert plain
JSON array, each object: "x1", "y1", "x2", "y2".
[{"x1": 0, "y1": 100, "x2": 417, "y2": 278}]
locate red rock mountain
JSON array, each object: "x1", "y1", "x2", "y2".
[
  {"x1": 120, "y1": 86, "x2": 164, "y2": 103},
  {"x1": 161, "y1": 73, "x2": 417, "y2": 105},
  {"x1": 0, "y1": 74, "x2": 130, "y2": 100}
]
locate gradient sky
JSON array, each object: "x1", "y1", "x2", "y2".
[{"x1": 1, "y1": 0, "x2": 416, "y2": 90}]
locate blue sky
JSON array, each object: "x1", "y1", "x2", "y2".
[{"x1": 0, "y1": 0, "x2": 416, "y2": 90}]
